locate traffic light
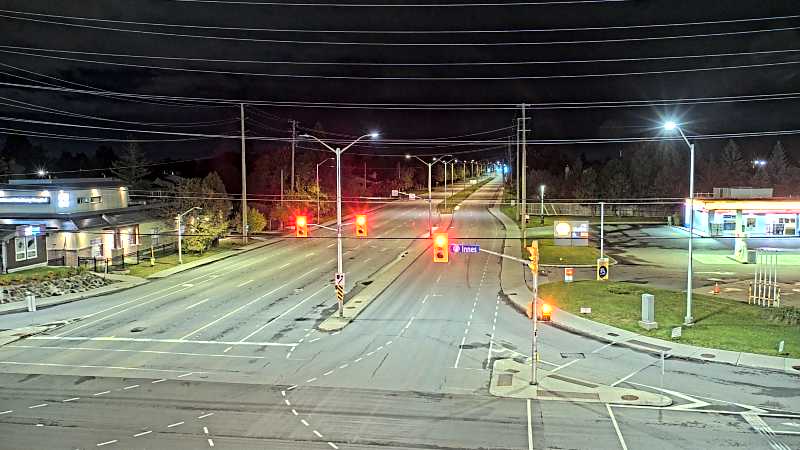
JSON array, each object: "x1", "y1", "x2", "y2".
[
  {"x1": 433, "y1": 233, "x2": 449, "y2": 263},
  {"x1": 540, "y1": 303, "x2": 552, "y2": 321},
  {"x1": 527, "y1": 241, "x2": 539, "y2": 272},
  {"x1": 295, "y1": 215, "x2": 308, "y2": 238},
  {"x1": 355, "y1": 214, "x2": 367, "y2": 237}
]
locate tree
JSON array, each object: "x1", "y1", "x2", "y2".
[
  {"x1": 719, "y1": 139, "x2": 748, "y2": 183},
  {"x1": 111, "y1": 141, "x2": 151, "y2": 189},
  {"x1": 767, "y1": 140, "x2": 789, "y2": 184},
  {"x1": 573, "y1": 167, "x2": 599, "y2": 199},
  {"x1": 233, "y1": 207, "x2": 267, "y2": 234},
  {"x1": 163, "y1": 172, "x2": 232, "y2": 253}
]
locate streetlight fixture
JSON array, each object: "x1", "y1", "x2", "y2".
[
  {"x1": 316, "y1": 157, "x2": 334, "y2": 223},
  {"x1": 176, "y1": 206, "x2": 202, "y2": 264},
  {"x1": 753, "y1": 159, "x2": 767, "y2": 168},
  {"x1": 301, "y1": 131, "x2": 379, "y2": 318},
  {"x1": 663, "y1": 120, "x2": 696, "y2": 325},
  {"x1": 539, "y1": 184, "x2": 546, "y2": 225}
]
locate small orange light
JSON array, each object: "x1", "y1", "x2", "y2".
[
  {"x1": 356, "y1": 215, "x2": 366, "y2": 225},
  {"x1": 541, "y1": 303, "x2": 552, "y2": 314}
]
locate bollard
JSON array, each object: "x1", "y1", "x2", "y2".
[{"x1": 26, "y1": 293, "x2": 36, "y2": 312}]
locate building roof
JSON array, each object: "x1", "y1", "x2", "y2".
[
  {"x1": 4, "y1": 178, "x2": 126, "y2": 189},
  {"x1": 0, "y1": 205, "x2": 161, "y2": 231}
]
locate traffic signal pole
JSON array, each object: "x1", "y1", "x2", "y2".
[{"x1": 335, "y1": 147, "x2": 344, "y2": 318}]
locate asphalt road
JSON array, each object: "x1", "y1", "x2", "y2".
[{"x1": 0, "y1": 176, "x2": 798, "y2": 449}]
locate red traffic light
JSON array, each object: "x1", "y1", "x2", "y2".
[
  {"x1": 433, "y1": 233, "x2": 448, "y2": 263},
  {"x1": 295, "y1": 215, "x2": 308, "y2": 238}
]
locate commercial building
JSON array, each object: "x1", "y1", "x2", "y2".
[
  {"x1": 685, "y1": 187, "x2": 799, "y2": 237},
  {"x1": 0, "y1": 178, "x2": 171, "y2": 268}
]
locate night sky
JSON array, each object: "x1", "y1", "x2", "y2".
[{"x1": 1, "y1": 0, "x2": 800, "y2": 164}]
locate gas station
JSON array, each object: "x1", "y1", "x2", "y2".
[{"x1": 685, "y1": 188, "x2": 799, "y2": 239}]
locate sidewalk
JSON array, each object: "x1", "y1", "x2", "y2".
[
  {"x1": 491, "y1": 205, "x2": 800, "y2": 375},
  {"x1": 0, "y1": 273, "x2": 148, "y2": 315}
]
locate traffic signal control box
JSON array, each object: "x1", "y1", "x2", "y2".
[{"x1": 433, "y1": 233, "x2": 449, "y2": 263}]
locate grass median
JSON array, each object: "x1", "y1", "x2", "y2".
[
  {"x1": 436, "y1": 178, "x2": 492, "y2": 214},
  {"x1": 540, "y1": 280, "x2": 800, "y2": 358}
]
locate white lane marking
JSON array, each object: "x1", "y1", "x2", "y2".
[
  {"x1": 323, "y1": 370, "x2": 334, "y2": 376},
  {"x1": 204, "y1": 426, "x2": 209, "y2": 434},
  {"x1": 29, "y1": 403, "x2": 47, "y2": 409},
  {"x1": 62, "y1": 397, "x2": 80, "y2": 403},
  {"x1": 36, "y1": 423, "x2": 43, "y2": 427},
  {"x1": 281, "y1": 391, "x2": 286, "y2": 397},
  {"x1": 0, "y1": 410, "x2": 12, "y2": 415},
  {"x1": 223, "y1": 346, "x2": 232, "y2": 353},
  {"x1": 287, "y1": 385, "x2": 298, "y2": 391},
  {"x1": 309, "y1": 337, "x2": 321, "y2": 343},
  {"x1": 208, "y1": 438, "x2": 215, "y2": 447},
  {"x1": 182, "y1": 283, "x2": 195, "y2": 288},
  {"x1": 93, "y1": 391, "x2": 110, "y2": 396},
  {"x1": 133, "y1": 430, "x2": 152, "y2": 437},
  {"x1": 527, "y1": 399, "x2": 534, "y2": 450},
  {"x1": 314, "y1": 430, "x2": 323, "y2": 438},
  {"x1": 453, "y1": 336, "x2": 467, "y2": 368},
  {"x1": 291, "y1": 409, "x2": 298, "y2": 416},
  {"x1": 301, "y1": 419, "x2": 310, "y2": 427},
  {"x1": 236, "y1": 279, "x2": 254, "y2": 288},
  {"x1": 607, "y1": 404, "x2": 629, "y2": 450},
  {"x1": 328, "y1": 442, "x2": 339, "y2": 449},
  {"x1": 279, "y1": 262, "x2": 291, "y2": 269},
  {"x1": 238, "y1": 284, "x2": 327, "y2": 342},
  {"x1": 152, "y1": 379, "x2": 167, "y2": 384},
  {"x1": 306, "y1": 377, "x2": 317, "y2": 383},
  {"x1": 181, "y1": 268, "x2": 317, "y2": 340},
  {"x1": 29, "y1": 336, "x2": 295, "y2": 348},
  {"x1": 284, "y1": 399, "x2": 291, "y2": 406},
  {"x1": 339, "y1": 364, "x2": 349, "y2": 369},
  {"x1": 386, "y1": 340, "x2": 393, "y2": 346},
  {"x1": 123, "y1": 384, "x2": 140, "y2": 390},
  {"x1": 177, "y1": 372, "x2": 194, "y2": 378},
  {"x1": 551, "y1": 359, "x2": 581, "y2": 373},
  {"x1": 197, "y1": 413, "x2": 214, "y2": 419},
  {"x1": 167, "y1": 421, "x2": 184, "y2": 428},
  {"x1": 185, "y1": 298, "x2": 212, "y2": 310},
  {"x1": 327, "y1": 243, "x2": 335, "y2": 248},
  {"x1": 97, "y1": 440, "x2": 118, "y2": 447}
]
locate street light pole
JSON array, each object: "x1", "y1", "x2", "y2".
[
  {"x1": 316, "y1": 158, "x2": 333, "y2": 223},
  {"x1": 540, "y1": 185, "x2": 545, "y2": 225},
  {"x1": 176, "y1": 206, "x2": 202, "y2": 264},
  {"x1": 302, "y1": 132, "x2": 379, "y2": 318},
  {"x1": 240, "y1": 103, "x2": 248, "y2": 244},
  {"x1": 664, "y1": 121, "x2": 695, "y2": 325},
  {"x1": 407, "y1": 155, "x2": 436, "y2": 236}
]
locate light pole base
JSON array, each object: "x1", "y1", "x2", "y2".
[{"x1": 683, "y1": 316, "x2": 694, "y2": 326}]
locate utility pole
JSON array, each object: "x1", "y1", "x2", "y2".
[
  {"x1": 290, "y1": 119, "x2": 297, "y2": 192},
  {"x1": 516, "y1": 118, "x2": 521, "y2": 213},
  {"x1": 364, "y1": 160, "x2": 367, "y2": 191},
  {"x1": 280, "y1": 169, "x2": 284, "y2": 205},
  {"x1": 521, "y1": 103, "x2": 527, "y2": 247},
  {"x1": 240, "y1": 104, "x2": 248, "y2": 244}
]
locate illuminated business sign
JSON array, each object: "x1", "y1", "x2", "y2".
[
  {"x1": 57, "y1": 191, "x2": 70, "y2": 208},
  {"x1": 0, "y1": 196, "x2": 50, "y2": 204}
]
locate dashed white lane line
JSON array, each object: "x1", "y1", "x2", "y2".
[
  {"x1": 309, "y1": 337, "x2": 321, "y2": 343},
  {"x1": 123, "y1": 384, "x2": 140, "y2": 390},
  {"x1": 97, "y1": 440, "x2": 118, "y2": 447},
  {"x1": 280, "y1": 262, "x2": 292, "y2": 269},
  {"x1": 177, "y1": 372, "x2": 194, "y2": 378},
  {"x1": 284, "y1": 399, "x2": 291, "y2": 406},
  {"x1": 287, "y1": 384, "x2": 298, "y2": 391},
  {"x1": 133, "y1": 430, "x2": 152, "y2": 437},
  {"x1": 323, "y1": 370, "x2": 334, "y2": 376},
  {"x1": 301, "y1": 419, "x2": 310, "y2": 427},
  {"x1": 291, "y1": 409, "x2": 298, "y2": 416},
  {"x1": 204, "y1": 426, "x2": 209, "y2": 434},
  {"x1": 185, "y1": 297, "x2": 212, "y2": 310},
  {"x1": 314, "y1": 430, "x2": 323, "y2": 438},
  {"x1": 236, "y1": 279, "x2": 254, "y2": 288},
  {"x1": 62, "y1": 397, "x2": 80, "y2": 403},
  {"x1": 0, "y1": 410, "x2": 13, "y2": 415},
  {"x1": 306, "y1": 377, "x2": 317, "y2": 383},
  {"x1": 197, "y1": 412, "x2": 214, "y2": 419},
  {"x1": 208, "y1": 438, "x2": 215, "y2": 447},
  {"x1": 29, "y1": 403, "x2": 47, "y2": 409},
  {"x1": 93, "y1": 391, "x2": 111, "y2": 396},
  {"x1": 167, "y1": 421, "x2": 184, "y2": 428},
  {"x1": 152, "y1": 378, "x2": 167, "y2": 384},
  {"x1": 327, "y1": 243, "x2": 335, "y2": 248},
  {"x1": 223, "y1": 346, "x2": 232, "y2": 353},
  {"x1": 328, "y1": 442, "x2": 340, "y2": 449},
  {"x1": 239, "y1": 284, "x2": 327, "y2": 342}
]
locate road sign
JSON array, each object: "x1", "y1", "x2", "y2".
[
  {"x1": 334, "y1": 272, "x2": 345, "y2": 287},
  {"x1": 409, "y1": 193, "x2": 416, "y2": 200},
  {"x1": 391, "y1": 189, "x2": 399, "y2": 197},
  {"x1": 450, "y1": 243, "x2": 479, "y2": 254},
  {"x1": 596, "y1": 257, "x2": 609, "y2": 280},
  {"x1": 564, "y1": 267, "x2": 574, "y2": 283}
]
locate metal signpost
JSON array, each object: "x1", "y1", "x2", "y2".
[{"x1": 334, "y1": 272, "x2": 346, "y2": 313}]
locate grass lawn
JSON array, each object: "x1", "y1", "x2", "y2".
[
  {"x1": 127, "y1": 241, "x2": 237, "y2": 278},
  {"x1": 0, "y1": 266, "x2": 81, "y2": 285},
  {"x1": 540, "y1": 280, "x2": 800, "y2": 358},
  {"x1": 538, "y1": 241, "x2": 601, "y2": 265}
]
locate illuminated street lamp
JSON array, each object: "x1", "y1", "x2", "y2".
[
  {"x1": 302, "y1": 131, "x2": 379, "y2": 318},
  {"x1": 663, "y1": 120, "x2": 696, "y2": 325},
  {"x1": 539, "y1": 185, "x2": 546, "y2": 225}
]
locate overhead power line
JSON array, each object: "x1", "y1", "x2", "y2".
[
  {"x1": 5, "y1": 44, "x2": 800, "y2": 67},
  {"x1": 171, "y1": 0, "x2": 629, "y2": 6},
  {"x1": 4, "y1": 48, "x2": 800, "y2": 80},
  {"x1": 2, "y1": 12, "x2": 799, "y2": 46},
  {"x1": 4, "y1": 80, "x2": 800, "y2": 111},
  {"x1": 2, "y1": 8, "x2": 798, "y2": 33}
]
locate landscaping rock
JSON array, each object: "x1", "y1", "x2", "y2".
[{"x1": 0, "y1": 273, "x2": 117, "y2": 304}]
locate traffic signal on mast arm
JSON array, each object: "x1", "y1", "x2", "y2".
[
  {"x1": 540, "y1": 302, "x2": 552, "y2": 321},
  {"x1": 355, "y1": 214, "x2": 367, "y2": 237},
  {"x1": 295, "y1": 215, "x2": 308, "y2": 238},
  {"x1": 433, "y1": 233, "x2": 449, "y2": 263},
  {"x1": 527, "y1": 241, "x2": 539, "y2": 272}
]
